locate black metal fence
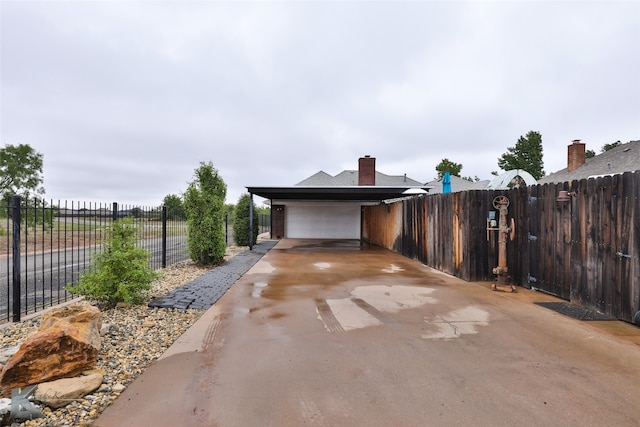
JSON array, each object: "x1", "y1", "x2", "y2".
[
  {"x1": 257, "y1": 213, "x2": 270, "y2": 235},
  {"x1": 1, "y1": 197, "x2": 189, "y2": 324}
]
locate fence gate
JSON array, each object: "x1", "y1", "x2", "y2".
[{"x1": 526, "y1": 186, "x2": 541, "y2": 292}]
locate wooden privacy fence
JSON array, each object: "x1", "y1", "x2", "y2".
[{"x1": 362, "y1": 171, "x2": 640, "y2": 324}]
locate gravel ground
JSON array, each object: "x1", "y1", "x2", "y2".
[{"x1": 1, "y1": 245, "x2": 249, "y2": 427}]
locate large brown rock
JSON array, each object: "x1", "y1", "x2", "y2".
[{"x1": 0, "y1": 304, "x2": 101, "y2": 395}]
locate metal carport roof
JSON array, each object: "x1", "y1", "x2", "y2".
[{"x1": 246, "y1": 186, "x2": 432, "y2": 202}]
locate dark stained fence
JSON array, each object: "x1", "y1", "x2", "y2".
[{"x1": 363, "y1": 171, "x2": 640, "y2": 323}]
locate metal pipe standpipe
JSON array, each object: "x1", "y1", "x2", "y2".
[{"x1": 489, "y1": 196, "x2": 516, "y2": 292}]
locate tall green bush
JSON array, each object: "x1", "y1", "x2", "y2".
[
  {"x1": 233, "y1": 193, "x2": 258, "y2": 246},
  {"x1": 183, "y1": 162, "x2": 227, "y2": 265},
  {"x1": 67, "y1": 218, "x2": 158, "y2": 307}
]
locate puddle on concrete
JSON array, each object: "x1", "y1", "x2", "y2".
[
  {"x1": 422, "y1": 306, "x2": 490, "y2": 340},
  {"x1": 269, "y1": 312, "x2": 286, "y2": 320},
  {"x1": 382, "y1": 264, "x2": 405, "y2": 273},
  {"x1": 423, "y1": 265, "x2": 453, "y2": 277},
  {"x1": 314, "y1": 262, "x2": 331, "y2": 270},
  {"x1": 251, "y1": 282, "x2": 269, "y2": 298}
]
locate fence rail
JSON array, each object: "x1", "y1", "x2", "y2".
[
  {"x1": 363, "y1": 171, "x2": 640, "y2": 324},
  {"x1": 1, "y1": 197, "x2": 189, "y2": 324}
]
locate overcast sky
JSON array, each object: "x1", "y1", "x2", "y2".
[{"x1": 1, "y1": 1, "x2": 638, "y2": 206}]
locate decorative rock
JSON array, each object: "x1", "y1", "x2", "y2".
[
  {"x1": 0, "y1": 304, "x2": 101, "y2": 395},
  {"x1": 34, "y1": 372, "x2": 104, "y2": 409},
  {"x1": 0, "y1": 346, "x2": 19, "y2": 365},
  {"x1": 100, "y1": 323, "x2": 112, "y2": 337},
  {"x1": 112, "y1": 383, "x2": 126, "y2": 393},
  {"x1": 0, "y1": 259, "x2": 211, "y2": 425}
]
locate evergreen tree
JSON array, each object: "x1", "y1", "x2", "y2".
[
  {"x1": 435, "y1": 158, "x2": 463, "y2": 179},
  {"x1": 497, "y1": 131, "x2": 545, "y2": 180},
  {"x1": 233, "y1": 194, "x2": 258, "y2": 246},
  {"x1": 183, "y1": 162, "x2": 227, "y2": 265}
]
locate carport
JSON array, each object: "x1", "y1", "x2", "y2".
[{"x1": 246, "y1": 185, "x2": 431, "y2": 242}]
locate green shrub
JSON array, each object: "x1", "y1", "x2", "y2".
[
  {"x1": 233, "y1": 193, "x2": 258, "y2": 246},
  {"x1": 67, "y1": 218, "x2": 159, "y2": 308},
  {"x1": 184, "y1": 162, "x2": 227, "y2": 266}
]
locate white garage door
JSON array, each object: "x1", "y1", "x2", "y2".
[{"x1": 286, "y1": 203, "x2": 361, "y2": 239}]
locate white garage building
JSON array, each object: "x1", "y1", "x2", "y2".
[{"x1": 247, "y1": 156, "x2": 431, "y2": 241}]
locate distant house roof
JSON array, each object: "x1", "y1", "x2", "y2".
[
  {"x1": 538, "y1": 140, "x2": 640, "y2": 184},
  {"x1": 296, "y1": 170, "x2": 424, "y2": 187},
  {"x1": 425, "y1": 175, "x2": 491, "y2": 194}
]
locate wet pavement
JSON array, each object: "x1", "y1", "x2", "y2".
[
  {"x1": 95, "y1": 239, "x2": 640, "y2": 427},
  {"x1": 148, "y1": 240, "x2": 278, "y2": 310}
]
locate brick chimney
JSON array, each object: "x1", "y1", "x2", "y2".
[
  {"x1": 358, "y1": 155, "x2": 376, "y2": 185},
  {"x1": 567, "y1": 140, "x2": 586, "y2": 172}
]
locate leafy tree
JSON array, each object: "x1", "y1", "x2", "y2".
[
  {"x1": 233, "y1": 194, "x2": 258, "y2": 246},
  {"x1": 0, "y1": 144, "x2": 44, "y2": 198},
  {"x1": 497, "y1": 131, "x2": 545, "y2": 180},
  {"x1": 183, "y1": 162, "x2": 227, "y2": 265},
  {"x1": 601, "y1": 141, "x2": 621, "y2": 152},
  {"x1": 435, "y1": 158, "x2": 463, "y2": 179},
  {"x1": 67, "y1": 218, "x2": 158, "y2": 308},
  {"x1": 163, "y1": 194, "x2": 186, "y2": 220},
  {"x1": 462, "y1": 176, "x2": 481, "y2": 182},
  {"x1": 585, "y1": 149, "x2": 596, "y2": 159}
]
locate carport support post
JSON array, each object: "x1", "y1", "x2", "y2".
[{"x1": 249, "y1": 192, "x2": 254, "y2": 251}]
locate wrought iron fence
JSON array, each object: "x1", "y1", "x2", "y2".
[
  {"x1": 257, "y1": 213, "x2": 270, "y2": 235},
  {"x1": 1, "y1": 197, "x2": 189, "y2": 324}
]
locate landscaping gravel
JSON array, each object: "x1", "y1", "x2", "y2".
[{"x1": 0, "y1": 245, "x2": 250, "y2": 427}]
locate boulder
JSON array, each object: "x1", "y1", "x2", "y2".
[
  {"x1": 34, "y1": 371, "x2": 104, "y2": 409},
  {"x1": 0, "y1": 304, "x2": 101, "y2": 395}
]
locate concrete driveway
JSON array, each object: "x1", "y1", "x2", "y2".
[{"x1": 96, "y1": 239, "x2": 640, "y2": 427}]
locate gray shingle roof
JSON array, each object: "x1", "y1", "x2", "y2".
[
  {"x1": 538, "y1": 140, "x2": 640, "y2": 184},
  {"x1": 296, "y1": 170, "x2": 424, "y2": 187}
]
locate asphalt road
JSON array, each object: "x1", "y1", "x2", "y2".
[{"x1": 96, "y1": 239, "x2": 640, "y2": 427}]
